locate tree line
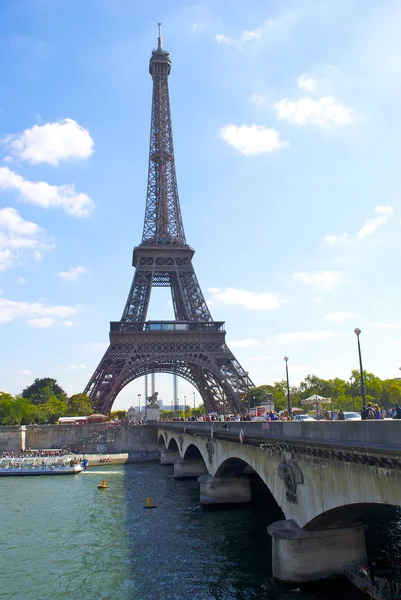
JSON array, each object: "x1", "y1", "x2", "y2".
[
  {"x1": 246, "y1": 370, "x2": 401, "y2": 413},
  {"x1": 1, "y1": 370, "x2": 400, "y2": 425},
  {"x1": 0, "y1": 378, "x2": 93, "y2": 425}
]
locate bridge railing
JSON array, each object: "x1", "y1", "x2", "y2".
[{"x1": 153, "y1": 421, "x2": 401, "y2": 453}]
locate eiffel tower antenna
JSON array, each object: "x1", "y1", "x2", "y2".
[
  {"x1": 84, "y1": 30, "x2": 254, "y2": 415},
  {"x1": 157, "y1": 22, "x2": 162, "y2": 50}
]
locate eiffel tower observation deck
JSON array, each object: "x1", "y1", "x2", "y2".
[{"x1": 85, "y1": 26, "x2": 254, "y2": 415}]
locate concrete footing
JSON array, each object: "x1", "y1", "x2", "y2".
[
  {"x1": 174, "y1": 459, "x2": 208, "y2": 478},
  {"x1": 160, "y1": 450, "x2": 181, "y2": 465},
  {"x1": 267, "y1": 519, "x2": 367, "y2": 584},
  {"x1": 198, "y1": 474, "x2": 251, "y2": 504}
]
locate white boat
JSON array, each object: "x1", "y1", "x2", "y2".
[{"x1": 0, "y1": 455, "x2": 83, "y2": 476}]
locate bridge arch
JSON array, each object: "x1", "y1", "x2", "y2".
[
  {"x1": 182, "y1": 443, "x2": 206, "y2": 463},
  {"x1": 167, "y1": 437, "x2": 179, "y2": 452}
]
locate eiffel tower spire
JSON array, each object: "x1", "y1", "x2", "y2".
[
  {"x1": 142, "y1": 23, "x2": 186, "y2": 246},
  {"x1": 84, "y1": 30, "x2": 254, "y2": 415}
]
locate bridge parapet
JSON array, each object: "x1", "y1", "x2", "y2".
[{"x1": 155, "y1": 420, "x2": 401, "y2": 455}]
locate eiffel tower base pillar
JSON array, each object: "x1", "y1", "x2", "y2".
[
  {"x1": 173, "y1": 459, "x2": 208, "y2": 479},
  {"x1": 198, "y1": 474, "x2": 251, "y2": 505},
  {"x1": 160, "y1": 449, "x2": 181, "y2": 465}
]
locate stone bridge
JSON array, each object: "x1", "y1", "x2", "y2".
[{"x1": 156, "y1": 420, "x2": 401, "y2": 584}]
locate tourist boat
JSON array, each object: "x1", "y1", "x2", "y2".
[{"x1": 0, "y1": 455, "x2": 83, "y2": 476}]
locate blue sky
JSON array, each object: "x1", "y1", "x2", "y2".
[{"x1": 0, "y1": 0, "x2": 400, "y2": 411}]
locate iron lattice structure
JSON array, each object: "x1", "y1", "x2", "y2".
[{"x1": 85, "y1": 28, "x2": 254, "y2": 414}]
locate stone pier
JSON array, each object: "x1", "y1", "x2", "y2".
[
  {"x1": 198, "y1": 474, "x2": 251, "y2": 504},
  {"x1": 173, "y1": 459, "x2": 208, "y2": 478},
  {"x1": 267, "y1": 519, "x2": 367, "y2": 584},
  {"x1": 160, "y1": 449, "x2": 181, "y2": 465}
]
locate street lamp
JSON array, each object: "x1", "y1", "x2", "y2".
[
  {"x1": 284, "y1": 357, "x2": 292, "y2": 418},
  {"x1": 245, "y1": 371, "x2": 250, "y2": 412},
  {"x1": 184, "y1": 395, "x2": 187, "y2": 420},
  {"x1": 349, "y1": 375, "x2": 355, "y2": 412},
  {"x1": 137, "y1": 393, "x2": 141, "y2": 422},
  {"x1": 354, "y1": 328, "x2": 367, "y2": 406},
  {"x1": 193, "y1": 391, "x2": 196, "y2": 412}
]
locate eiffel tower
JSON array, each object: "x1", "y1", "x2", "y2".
[{"x1": 85, "y1": 26, "x2": 254, "y2": 415}]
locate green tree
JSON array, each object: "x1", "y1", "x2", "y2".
[
  {"x1": 109, "y1": 410, "x2": 126, "y2": 421},
  {"x1": 382, "y1": 379, "x2": 401, "y2": 406},
  {"x1": 31, "y1": 396, "x2": 67, "y2": 424},
  {"x1": 22, "y1": 378, "x2": 67, "y2": 405},
  {"x1": 67, "y1": 393, "x2": 93, "y2": 416},
  {"x1": 0, "y1": 393, "x2": 34, "y2": 425}
]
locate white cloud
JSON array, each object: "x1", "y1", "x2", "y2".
[
  {"x1": 0, "y1": 369, "x2": 31, "y2": 375},
  {"x1": 17, "y1": 276, "x2": 26, "y2": 284},
  {"x1": 3, "y1": 118, "x2": 94, "y2": 166},
  {"x1": 57, "y1": 266, "x2": 88, "y2": 281},
  {"x1": 324, "y1": 206, "x2": 393, "y2": 244},
  {"x1": 214, "y1": 12, "x2": 298, "y2": 49},
  {"x1": 0, "y1": 167, "x2": 95, "y2": 217},
  {"x1": 297, "y1": 74, "x2": 318, "y2": 92},
  {"x1": 272, "y1": 330, "x2": 340, "y2": 344},
  {"x1": 0, "y1": 207, "x2": 50, "y2": 271},
  {"x1": 28, "y1": 317, "x2": 56, "y2": 328},
  {"x1": 215, "y1": 30, "x2": 261, "y2": 49},
  {"x1": 274, "y1": 96, "x2": 357, "y2": 129},
  {"x1": 208, "y1": 287, "x2": 280, "y2": 310},
  {"x1": 220, "y1": 124, "x2": 288, "y2": 155},
  {"x1": 293, "y1": 271, "x2": 342, "y2": 290},
  {"x1": 312, "y1": 296, "x2": 323, "y2": 302},
  {"x1": 0, "y1": 297, "x2": 79, "y2": 325},
  {"x1": 358, "y1": 206, "x2": 393, "y2": 239},
  {"x1": 228, "y1": 338, "x2": 261, "y2": 348},
  {"x1": 65, "y1": 364, "x2": 87, "y2": 370},
  {"x1": 324, "y1": 312, "x2": 356, "y2": 322}
]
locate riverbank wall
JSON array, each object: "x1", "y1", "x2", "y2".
[{"x1": 0, "y1": 424, "x2": 159, "y2": 457}]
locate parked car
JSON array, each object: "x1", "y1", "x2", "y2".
[
  {"x1": 343, "y1": 412, "x2": 362, "y2": 421},
  {"x1": 293, "y1": 414, "x2": 315, "y2": 421}
]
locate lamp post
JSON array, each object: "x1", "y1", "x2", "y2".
[
  {"x1": 354, "y1": 328, "x2": 366, "y2": 407},
  {"x1": 284, "y1": 356, "x2": 292, "y2": 418},
  {"x1": 137, "y1": 393, "x2": 141, "y2": 422},
  {"x1": 245, "y1": 371, "x2": 250, "y2": 413},
  {"x1": 349, "y1": 375, "x2": 355, "y2": 412},
  {"x1": 193, "y1": 391, "x2": 196, "y2": 413},
  {"x1": 184, "y1": 395, "x2": 187, "y2": 420}
]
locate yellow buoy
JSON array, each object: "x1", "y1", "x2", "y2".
[
  {"x1": 143, "y1": 496, "x2": 157, "y2": 509},
  {"x1": 98, "y1": 479, "x2": 108, "y2": 489}
]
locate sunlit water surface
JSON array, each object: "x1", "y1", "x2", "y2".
[{"x1": 0, "y1": 462, "x2": 394, "y2": 599}]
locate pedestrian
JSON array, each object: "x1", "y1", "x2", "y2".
[
  {"x1": 336, "y1": 409, "x2": 345, "y2": 420},
  {"x1": 394, "y1": 404, "x2": 401, "y2": 419},
  {"x1": 365, "y1": 403, "x2": 376, "y2": 419}
]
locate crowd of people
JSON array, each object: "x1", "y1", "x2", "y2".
[{"x1": 159, "y1": 402, "x2": 401, "y2": 422}]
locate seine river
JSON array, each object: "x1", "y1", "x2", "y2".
[{"x1": 1, "y1": 462, "x2": 389, "y2": 599}]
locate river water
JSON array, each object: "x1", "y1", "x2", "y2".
[{"x1": 0, "y1": 462, "x2": 390, "y2": 599}]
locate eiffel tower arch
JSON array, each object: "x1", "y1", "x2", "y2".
[{"x1": 85, "y1": 26, "x2": 254, "y2": 415}]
